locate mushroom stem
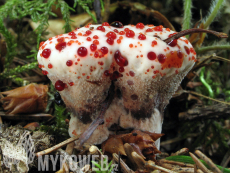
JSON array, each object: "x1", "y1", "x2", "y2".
[
  {"x1": 163, "y1": 29, "x2": 228, "y2": 44},
  {"x1": 78, "y1": 83, "x2": 115, "y2": 146}
]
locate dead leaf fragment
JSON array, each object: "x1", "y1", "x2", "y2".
[{"x1": 1, "y1": 83, "x2": 48, "y2": 114}]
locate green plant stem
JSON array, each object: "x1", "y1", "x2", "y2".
[
  {"x1": 204, "y1": 0, "x2": 225, "y2": 29},
  {"x1": 182, "y1": 0, "x2": 192, "y2": 38},
  {"x1": 0, "y1": 62, "x2": 38, "y2": 79},
  {"x1": 196, "y1": 44, "x2": 230, "y2": 54},
  {"x1": 199, "y1": 67, "x2": 214, "y2": 98}
]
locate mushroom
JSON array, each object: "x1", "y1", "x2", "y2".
[{"x1": 37, "y1": 22, "x2": 197, "y2": 148}]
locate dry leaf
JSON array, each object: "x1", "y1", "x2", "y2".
[
  {"x1": 1, "y1": 83, "x2": 48, "y2": 114},
  {"x1": 102, "y1": 135, "x2": 126, "y2": 156},
  {"x1": 24, "y1": 122, "x2": 40, "y2": 130}
]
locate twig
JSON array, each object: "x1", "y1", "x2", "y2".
[
  {"x1": 145, "y1": 160, "x2": 177, "y2": 173},
  {"x1": 36, "y1": 135, "x2": 79, "y2": 157},
  {"x1": 220, "y1": 147, "x2": 230, "y2": 168},
  {"x1": 160, "y1": 159, "x2": 194, "y2": 168},
  {"x1": 189, "y1": 152, "x2": 211, "y2": 173},
  {"x1": 195, "y1": 150, "x2": 222, "y2": 173},
  {"x1": 112, "y1": 153, "x2": 134, "y2": 173},
  {"x1": 171, "y1": 148, "x2": 189, "y2": 156}
]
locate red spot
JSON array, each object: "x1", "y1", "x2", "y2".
[
  {"x1": 104, "y1": 70, "x2": 110, "y2": 76},
  {"x1": 102, "y1": 22, "x2": 110, "y2": 26},
  {"x1": 119, "y1": 67, "x2": 124, "y2": 72},
  {"x1": 93, "y1": 35, "x2": 99, "y2": 39},
  {"x1": 110, "y1": 21, "x2": 124, "y2": 28},
  {"x1": 119, "y1": 31, "x2": 125, "y2": 35},
  {"x1": 94, "y1": 51, "x2": 99, "y2": 58},
  {"x1": 38, "y1": 64, "x2": 42, "y2": 68},
  {"x1": 86, "y1": 37, "x2": 91, "y2": 41},
  {"x1": 126, "y1": 30, "x2": 135, "y2": 38},
  {"x1": 93, "y1": 40, "x2": 99, "y2": 45},
  {"x1": 106, "y1": 38, "x2": 114, "y2": 45},
  {"x1": 86, "y1": 30, "x2": 92, "y2": 35},
  {"x1": 166, "y1": 28, "x2": 171, "y2": 31},
  {"x1": 98, "y1": 61, "x2": 104, "y2": 66},
  {"x1": 117, "y1": 39, "x2": 121, "y2": 44},
  {"x1": 175, "y1": 70, "x2": 179, "y2": 74},
  {"x1": 124, "y1": 28, "x2": 129, "y2": 32},
  {"x1": 42, "y1": 49, "x2": 51, "y2": 58},
  {"x1": 136, "y1": 23, "x2": 145, "y2": 29},
  {"x1": 68, "y1": 31, "x2": 76, "y2": 36},
  {"x1": 106, "y1": 32, "x2": 117, "y2": 39},
  {"x1": 39, "y1": 41, "x2": 45, "y2": 48},
  {"x1": 66, "y1": 60, "x2": 73, "y2": 66},
  {"x1": 177, "y1": 50, "x2": 183, "y2": 59},
  {"x1": 129, "y1": 44, "x2": 133, "y2": 48},
  {"x1": 97, "y1": 26, "x2": 105, "y2": 32},
  {"x1": 138, "y1": 34, "x2": 146, "y2": 40},
  {"x1": 48, "y1": 63, "x2": 53, "y2": 69},
  {"x1": 55, "y1": 42, "x2": 67, "y2": 51},
  {"x1": 69, "y1": 82, "x2": 74, "y2": 86},
  {"x1": 147, "y1": 52, "x2": 156, "y2": 60},
  {"x1": 154, "y1": 26, "x2": 163, "y2": 31},
  {"x1": 184, "y1": 46, "x2": 190, "y2": 54},
  {"x1": 114, "y1": 29, "x2": 119, "y2": 33},
  {"x1": 77, "y1": 47, "x2": 88, "y2": 57},
  {"x1": 55, "y1": 80, "x2": 66, "y2": 91},
  {"x1": 146, "y1": 28, "x2": 153, "y2": 32},
  {"x1": 114, "y1": 50, "x2": 128, "y2": 67},
  {"x1": 157, "y1": 54, "x2": 166, "y2": 64},
  {"x1": 71, "y1": 35, "x2": 77, "y2": 39},
  {"x1": 57, "y1": 37, "x2": 64, "y2": 42},
  {"x1": 42, "y1": 70, "x2": 48, "y2": 75},
  {"x1": 151, "y1": 40, "x2": 158, "y2": 47},
  {"x1": 129, "y1": 71, "x2": 135, "y2": 77},
  {"x1": 100, "y1": 47, "x2": 108, "y2": 54},
  {"x1": 90, "y1": 44, "x2": 97, "y2": 51},
  {"x1": 151, "y1": 66, "x2": 154, "y2": 69}
]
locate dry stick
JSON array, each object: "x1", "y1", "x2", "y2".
[
  {"x1": 197, "y1": 169, "x2": 204, "y2": 173},
  {"x1": 163, "y1": 28, "x2": 228, "y2": 44},
  {"x1": 195, "y1": 150, "x2": 222, "y2": 173},
  {"x1": 171, "y1": 148, "x2": 189, "y2": 156},
  {"x1": 160, "y1": 159, "x2": 194, "y2": 168},
  {"x1": 36, "y1": 135, "x2": 80, "y2": 157},
  {"x1": 171, "y1": 167, "x2": 194, "y2": 173},
  {"x1": 112, "y1": 153, "x2": 135, "y2": 173},
  {"x1": 145, "y1": 161, "x2": 177, "y2": 173},
  {"x1": 195, "y1": 164, "x2": 198, "y2": 173},
  {"x1": 189, "y1": 152, "x2": 211, "y2": 173}
]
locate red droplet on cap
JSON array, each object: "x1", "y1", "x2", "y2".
[
  {"x1": 136, "y1": 23, "x2": 145, "y2": 29},
  {"x1": 42, "y1": 49, "x2": 51, "y2": 58},
  {"x1": 102, "y1": 22, "x2": 110, "y2": 26},
  {"x1": 147, "y1": 52, "x2": 156, "y2": 60},
  {"x1": 77, "y1": 47, "x2": 88, "y2": 57},
  {"x1": 90, "y1": 44, "x2": 97, "y2": 51},
  {"x1": 157, "y1": 54, "x2": 166, "y2": 64},
  {"x1": 114, "y1": 50, "x2": 128, "y2": 67},
  {"x1": 138, "y1": 34, "x2": 146, "y2": 40},
  {"x1": 55, "y1": 42, "x2": 67, "y2": 51},
  {"x1": 100, "y1": 47, "x2": 108, "y2": 54},
  {"x1": 126, "y1": 30, "x2": 135, "y2": 38},
  {"x1": 97, "y1": 26, "x2": 105, "y2": 32},
  {"x1": 106, "y1": 38, "x2": 114, "y2": 45},
  {"x1": 66, "y1": 60, "x2": 73, "y2": 66},
  {"x1": 55, "y1": 80, "x2": 66, "y2": 91}
]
